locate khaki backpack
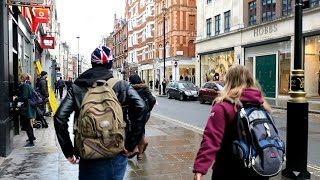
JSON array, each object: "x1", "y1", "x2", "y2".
[{"x1": 75, "y1": 78, "x2": 126, "y2": 159}]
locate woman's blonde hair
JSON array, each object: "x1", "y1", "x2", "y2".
[
  {"x1": 216, "y1": 65, "x2": 257, "y2": 103},
  {"x1": 20, "y1": 73, "x2": 31, "y2": 82}
]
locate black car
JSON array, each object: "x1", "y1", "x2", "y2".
[{"x1": 166, "y1": 81, "x2": 199, "y2": 101}]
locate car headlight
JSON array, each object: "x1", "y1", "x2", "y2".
[{"x1": 184, "y1": 91, "x2": 191, "y2": 95}]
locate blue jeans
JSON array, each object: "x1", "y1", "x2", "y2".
[{"x1": 79, "y1": 153, "x2": 128, "y2": 180}]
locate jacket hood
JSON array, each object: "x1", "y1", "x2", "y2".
[
  {"x1": 240, "y1": 88, "x2": 264, "y2": 105},
  {"x1": 131, "y1": 84, "x2": 148, "y2": 90},
  {"x1": 74, "y1": 66, "x2": 113, "y2": 87}
]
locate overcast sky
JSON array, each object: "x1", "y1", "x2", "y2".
[{"x1": 56, "y1": 0, "x2": 125, "y2": 60}]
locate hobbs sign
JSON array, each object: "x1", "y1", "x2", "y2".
[{"x1": 254, "y1": 24, "x2": 278, "y2": 37}]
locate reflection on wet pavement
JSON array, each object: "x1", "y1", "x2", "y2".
[{"x1": 0, "y1": 115, "x2": 319, "y2": 180}]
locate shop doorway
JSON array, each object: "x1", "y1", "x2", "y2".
[{"x1": 256, "y1": 54, "x2": 276, "y2": 98}]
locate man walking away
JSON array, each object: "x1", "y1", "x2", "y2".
[
  {"x1": 129, "y1": 74, "x2": 156, "y2": 160},
  {"x1": 57, "y1": 77, "x2": 65, "y2": 99},
  {"x1": 38, "y1": 71, "x2": 49, "y2": 116},
  {"x1": 54, "y1": 45, "x2": 147, "y2": 180}
]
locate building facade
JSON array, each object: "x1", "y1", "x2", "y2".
[
  {"x1": 126, "y1": 0, "x2": 155, "y2": 84},
  {"x1": 154, "y1": 0, "x2": 197, "y2": 84},
  {"x1": 0, "y1": 0, "x2": 60, "y2": 157},
  {"x1": 197, "y1": 0, "x2": 320, "y2": 99},
  {"x1": 112, "y1": 14, "x2": 128, "y2": 80}
]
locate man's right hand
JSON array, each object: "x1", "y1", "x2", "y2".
[{"x1": 67, "y1": 155, "x2": 79, "y2": 164}]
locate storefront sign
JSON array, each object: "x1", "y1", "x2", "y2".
[
  {"x1": 33, "y1": 7, "x2": 49, "y2": 23},
  {"x1": 41, "y1": 36, "x2": 55, "y2": 49},
  {"x1": 11, "y1": 0, "x2": 44, "y2": 3},
  {"x1": 254, "y1": 24, "x2": 278, "y2": 37}
]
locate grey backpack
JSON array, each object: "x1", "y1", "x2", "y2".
[{"x1": 231, "y1": 102, "x2": 286, "y2": 177}]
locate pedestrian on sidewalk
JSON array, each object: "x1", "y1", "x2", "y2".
[
  {"x1": 129, "y1": 74, "x2": 156, "y2": 160},
  {"x1": 14, "y1": 73, "x2": 36, "y2": 148},
  {"x1": 54, "y1": 45, "x2": 147, "y2": 180},
  {"x1": 38, "y1": 71, "x2": 49, "y2": 116},
  {"x1": 193, "y1": 65, "x2": 271, "y2": 180},
  {"x1": 54, "y1": 80, "x2": 58, "y2": 95},
  {"x1": 56, "y1": 77, "x2": 65, "y2": 99}
]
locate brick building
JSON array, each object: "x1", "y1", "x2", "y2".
[
  {"x1": 154, "y1": 0, "x2": 197, "y2": 83},
  {"x1": 196, "y1": 0, "x2": 320, "y2": 98},
  {"x1": 126, "y1": 0, "x2": 155, "y2": 84},
  {"x1": 112, "y1": 14, "x2": 128, "y2": 80}
]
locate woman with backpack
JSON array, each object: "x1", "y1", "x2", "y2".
[
  {"x1": 14, "y1": 73, "x2": 36, "y2": 148},
  {"x1": 193, "y1": 65, "x2": 272, "y2": 180},
  {"x1": 129, "y1": 74, "x2": 156, "y2": 160}
]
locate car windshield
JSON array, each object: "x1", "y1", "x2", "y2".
[{"x1": 178, "y1": 82, "x2": 196, "y2": 89}]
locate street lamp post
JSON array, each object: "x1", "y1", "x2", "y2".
[
  {"x1": 76, "y1": 35, "x2": 80, "y2": 77},
  {"x1": 282, "y1": 0, "x2": 310, "y2": 179},
  {"x1": 162, "y1": 3, "x2": 167, "y2": 95}
]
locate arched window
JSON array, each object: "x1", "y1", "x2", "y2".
[
  {"x1": 159, "y1": 44, "x2": 163, "y2": 59},
  {"x1": 166, "y1": 42, "x2": 170, "y2": 58}
]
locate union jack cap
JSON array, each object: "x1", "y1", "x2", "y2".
[{"x1": 91, "y1": 46, "x2": 113, "y2": 65}]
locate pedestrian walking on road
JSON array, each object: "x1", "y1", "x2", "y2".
[
  {"x1": 129, "y1": 74, "x2": 156, "y2": 160},
  {"x1": 193, "y1": 65, "x2": 271, "y2": 180},
  {"x1": 56, "y1": 77, "x2": 65, "y2": 99},
  {"x1": 14, "y1": 73, "x2": 36, "y2": 148},
  {"x1": 54, "y1": 45, "x2": 147, "y2": 180}
]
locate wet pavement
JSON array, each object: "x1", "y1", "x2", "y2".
[{"x1": 0, "y1": 115, "x2": 320, "y2": 180}]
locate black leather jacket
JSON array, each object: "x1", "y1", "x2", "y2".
[{"x1": 54, "y1": 66, "x2": 147, "y2": 158}]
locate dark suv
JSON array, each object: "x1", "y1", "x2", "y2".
[
  {"x1": 198, "y1": 81, "x2": 224, "y2": 104},
  {"x1": 166, "y1": 81, "x2": 198, "y2": 101}
]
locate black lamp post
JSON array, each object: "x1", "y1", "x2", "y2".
[
  {"x1": 162, "y1": 3, "x2": 167, "y2": 95},
  {"x1": 76, "y1": 35, "x2": 80, "y2": 77},
  {"x1": 282, "y1": 0, "x2": 310, "y2": 179}
]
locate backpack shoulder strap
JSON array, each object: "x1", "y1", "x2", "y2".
[{"x1": 106, "y1": 78, "x2": 119, "y2": 88}]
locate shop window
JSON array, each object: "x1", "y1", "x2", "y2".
[
  {"x1": 310, "y1": 0, "x2": 320, "y2": 7},
  {"x1": 200, "y1": 51, "x2": 234, "y2": 86},
  {"x1": 249, "y1": 1, "x2": 257, "y2": 25},
  {"x1": 206, "y1": 18, "x2": 212, "y2": 37},
  {"x1": 304, "y1": 35, "x2": 320, "y2": 97},
  {"x1": 224, "y1": 11, "x2": 231, "y2": 32},
  {"x1": 215, "y1": 15, "x2": 220, "y2": 35},
  {"x1": 262, "y1": 0, "x2": 276, "y2": 22},
  {"x1": 282, "y1": 0, "x2": 292, "y2": 16}
]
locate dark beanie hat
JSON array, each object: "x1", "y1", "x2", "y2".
[
  {"x1": 91, "y1": 45, "x2": 113, "y2": 69},
  {"x1": 129, "y1": 74, "x2": 142, "y2": 85},
  {"x1": 41, "y1": 71, "x2": 47, "y2": 77}
]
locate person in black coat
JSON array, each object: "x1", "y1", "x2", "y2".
[
  {"x1": 38, "y1": 71, "x2": 49, "y2": 115},
  {"x1": 129, "y1": 74, "x2": 156, "y2": 160},
  {"x1": 54, "y1": 46, "x2": 148, "y2": 179}
]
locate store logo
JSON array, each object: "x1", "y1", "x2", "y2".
[
  {"x1": 254, "y1": 24, "x2": 278, "y2": 37},
  {"x1": 41, "y1": 36, "x2": 55, "y2": 49}
]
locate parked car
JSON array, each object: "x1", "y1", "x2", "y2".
[
  {"x1": 198, "y1": 81, "x2": 224, "y2": 104},
  {"x1": 166, "y1": 81, "x2": 199, "y2": 101}
]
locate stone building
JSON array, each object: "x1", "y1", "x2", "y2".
[{"x1": 196, "y1": 0, "x2": 320, "y2": 98}]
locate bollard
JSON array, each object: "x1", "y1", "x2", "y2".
[{"x1": 159, "y1": 85, "x2": 162, "y2": 95}]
